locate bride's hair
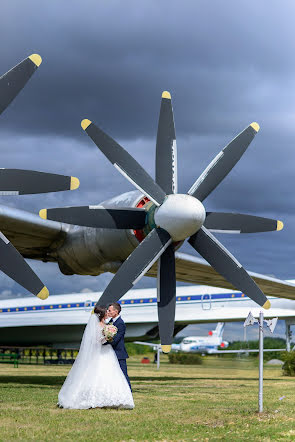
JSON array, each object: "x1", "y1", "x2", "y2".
[{"x1": 94, "y1": 305, "x2": 107, "y2": 321}]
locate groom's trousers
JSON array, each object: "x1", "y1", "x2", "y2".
[{"x1": 119, "y1": 359, "x2": 132, "y2": 391}]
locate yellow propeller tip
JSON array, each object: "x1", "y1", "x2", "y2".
[
  {"x1": 70, "y1": 176, "x2": 80, "y2": 190},
  {"x1": 39, "y1": 209, "x2": 47, "y2": 219},
  {"x1": 277, "y1": 220, "x2": 284, "y2": 231},
  {"x1": 162, "y1": 91, "x2": 171, "y2": 99},
  {"x1": 263, "y1": 300, "x2": 271, "y2": 310},
  {"x1": 161, "y1": 345, "x2": 172, "y2": 353},
  {"x1": 37, "y1": 286, "x2": 49, "y2": 300},
  {"x1": 29, "y1": 54, "x2": 42, "y2": 67},
  {"x1": 81, "y1": 119, "x2": 92, "y2": 130},
  {"x1": 250, "y1": 122, "x2": 260, "y2": 132}
]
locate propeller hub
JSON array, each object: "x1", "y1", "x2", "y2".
[{"x1": 154, "y1": 194, "x2": 206, "y2": 241}]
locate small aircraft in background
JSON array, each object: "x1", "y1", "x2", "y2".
[
  {"x1": 172, "y1": 323, "x2": 229, "y2": 354},
  {"x1": 135, "y1": 323, "x2": 228, "y2": 355}
]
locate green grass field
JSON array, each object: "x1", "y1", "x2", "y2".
[{"x1": 1, "y1": 356, "x2": 295, "y2": 441}]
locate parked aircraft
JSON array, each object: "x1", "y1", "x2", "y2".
[
  {"x1": 2, "y1": 55, "x2": 295, "y2": 353},
  {"x1": 1, "y1": 284, "x2": 295, "y2": 348},
  {"x1": 175, "y1": 323, "x2": 229, "y2": 354},
  {"x1": 135, "y1": 322, "x2": 228, "y2": 354}
]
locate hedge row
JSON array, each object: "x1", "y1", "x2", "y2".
[{"x1": 168, "y1": 352, "x2": 202, "y2": 365}]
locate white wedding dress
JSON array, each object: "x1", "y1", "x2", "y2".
[{"x1": 58, "y1": 314, "x2": 134, "y2": 409}]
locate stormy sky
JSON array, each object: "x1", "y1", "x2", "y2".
[{"x1": 1, "y1": 1, "x2": 295, "y2": 339}]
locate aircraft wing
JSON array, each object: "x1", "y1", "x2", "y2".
[
  {"x1": 0, "y1": 204, "x2": 66, "y2": 261},
  {"x1": 146, "y1": 252, "x2": 295, "y2": 300},
  {"x1": 134, "y1": 342, "x2": 286, "y2": 354},
  {"x1": 134, "y1": 341, "x2": 160, "y2": 348},
  {"x1": 214, "y1": 349, "x2": 286, "y2": 353}
]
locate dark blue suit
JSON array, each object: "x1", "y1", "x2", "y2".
[{"x1": 109, "y1": 316, "x2": 131, "y2": 390}]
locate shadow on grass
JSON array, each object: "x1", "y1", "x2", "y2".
[
  {"x1": 0, "y1": 375, "x2": 289, "y2": 387},
  {"x1": 130, "y1": 376, "x2": 286, "y2": 382},
  {"x1": 0, "y1": 376, "x2": 65, "y2": 386}
]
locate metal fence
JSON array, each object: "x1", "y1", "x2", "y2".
[{"x1": 0, "y1": 346, "x2": 79, "y2": 366}]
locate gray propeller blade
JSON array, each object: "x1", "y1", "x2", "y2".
[
  {"x1": 204, "y1": 212, "x2": 284, "y2": 234},
  {"x1": 39, "y1": 206, "x2": 146, "y2": 229},
  {"x1": 188, "y1": 123, "x2": 260, "y2": 202},
  {"x1": 81, "y1": 119, "x2": 166, "y2": 206},
  {"x1": 0, "y1": 54, "x2": 42, "y2": 116},
  {"x1": 155, "y1": 91, "x2": 177, "y2": 194},
  {"x1": 0, "y1": 169, "x2": 79, "y2": 195},
  {"x1": 188, "y1": 226, "x2": 270, "y2": 309},
  {"x1": 0, "y1": 230, "x2": 48, "y2": 299},
  {"x1": 157, "y1": 243, "x2": 176, "y2": 353},
  {"x1": 97, "y1": 228, "x2": 172, "y2": 307}
]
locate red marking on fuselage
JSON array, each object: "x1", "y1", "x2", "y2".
[
  {"x1": 133, "y1": 196, "x2": 181, "y2": 249},
  {"x1": 134, "y1": 196, "x2": 150, "y2": 242}
]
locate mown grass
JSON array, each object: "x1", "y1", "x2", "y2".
[{"x1": 0, "y1": 356, "x2": 295, "y2": 441}]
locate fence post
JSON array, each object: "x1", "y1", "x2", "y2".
[{"x1": 258, "y1": 311, "x2": 264, "y2": 413}]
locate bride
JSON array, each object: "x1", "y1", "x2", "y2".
[{"x1": 58, "y1": 306, "x2": 134, "y2": 409}]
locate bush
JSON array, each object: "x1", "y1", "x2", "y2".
[
  {"x1": 168, "y1": 352, "x2": 202, "y2": 365},
  {"x1": 281, "y1": 351, "x2": 295, "y2": 376}
]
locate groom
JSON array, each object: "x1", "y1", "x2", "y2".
[{"x1": 107, "y1": 302, "x2": 132, "y2": 391}]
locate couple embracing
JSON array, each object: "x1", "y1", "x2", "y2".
[{"x1": 58, "y1": 302, "x2": 134, "y2": 409}]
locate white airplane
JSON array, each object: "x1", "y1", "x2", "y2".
[
  {"x1": 135, "y1": 322, "x2": 228, "y2": 354},
  {"x1": 1, "y1": 283, "x2": 295, "y2": 348},
  {"x1": 174, "y1": 323, "x2": 229, "y2": 354}
]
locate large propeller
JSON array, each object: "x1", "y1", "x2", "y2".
[
  {"x1": 40, "y1": 91, "x2": 282, "y2": 349},
  {"x1": 0, "y1": 54, "x2": 42, "y2": 116},
  {"x1": 0, "y1": 54, "x2": 80, "y2": 298}
]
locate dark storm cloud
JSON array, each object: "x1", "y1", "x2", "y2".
[
  {"x1": 0, "y1": 0, "x2": 295, "y2": 301},
  {"x1": 1, "y1": 1, "x2": 295, "y2": 139}
]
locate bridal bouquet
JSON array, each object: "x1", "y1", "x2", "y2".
[{"x1": 103, "y1": 324, "x2": 118, "y2": 342}]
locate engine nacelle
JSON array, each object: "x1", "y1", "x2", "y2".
[{"x1": 56, "y1": 191, "x2": 144, "y2": 275}]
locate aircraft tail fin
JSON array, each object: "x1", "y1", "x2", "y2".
[{"x1": 210, "y1": 322, "x2": 225, "y2": 338}]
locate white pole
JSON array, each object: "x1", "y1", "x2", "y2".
[
  {"x1": 286, "y1": 322, "x2": 291, "y2": 352},
  {"x1": 259, "y1": 311, "x2": 264, "y2": 413},
  {"x1": 157, "y1": 346, "x2": 160, "y2": 370}
]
